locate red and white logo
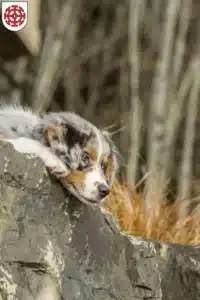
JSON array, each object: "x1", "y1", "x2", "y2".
[{"x1": 1, "y1": 1, "x2": 28, "y2": 32}]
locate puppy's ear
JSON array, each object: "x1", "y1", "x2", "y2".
[
  {"x1": 44, "y1": 123, "x2": 65, "y2": 148},
  {"x1": 44, "y1": 122, "x2": 88, "y2": 149},
  {"x1": 63, "y1": 123, "x2": 89, "y2": 148}
]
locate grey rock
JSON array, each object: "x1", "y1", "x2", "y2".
[{"x1": 0, "y1": 141, "x2": 199, "y2": 300}]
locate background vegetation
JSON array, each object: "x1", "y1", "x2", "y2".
[{"x1": 1, "y1": 0, "x2": 200, "y2": 243}]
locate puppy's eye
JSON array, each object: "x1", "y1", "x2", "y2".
[
  {"x1": 59, "y1": 151, "x2": 66, "y2": 156},
  {"x1": 101, "y1": 162, "x2": 108, "y2": 173},
  {"x1": 81, "y1": 152, "x2": 90, "y2": 166}
]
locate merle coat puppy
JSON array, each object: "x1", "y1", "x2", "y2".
[{"x1": 0, "y1": 106, "x2": 119, "y2": 205}]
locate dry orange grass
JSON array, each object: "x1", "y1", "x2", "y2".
[{"x1": 104, "y1": 182, "x2": 200, "y2": 246}]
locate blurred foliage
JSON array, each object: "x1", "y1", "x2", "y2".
[{"x1": 1, "y1": 0, "x2": 200, "y2": 212}]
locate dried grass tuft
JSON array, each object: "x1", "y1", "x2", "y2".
[{"x1": 104, "y1": 182, "x2": 200, "y2": 245}]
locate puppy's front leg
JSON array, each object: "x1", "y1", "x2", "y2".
[{"x1": 4, "y1": 137, "x2": 70, "y2": 179}]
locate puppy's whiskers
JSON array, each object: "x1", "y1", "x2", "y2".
[{"x1": 109, "y1": 125, "x2": 127, "y2": 136}]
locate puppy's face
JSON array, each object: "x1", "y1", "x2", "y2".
[{"x1": 44, "y1": 120, "x2": 118, "y2": 205}]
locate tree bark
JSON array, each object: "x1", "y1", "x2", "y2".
[
  {"x1": 31, "y1": 0, "x2": 77, "y2": 113},
  {"x1": 127, "y1": 0, "x2": 142, "y2": 184},
  {"x1": 178, "y1": 59, "x2": 200, "y2": 200},
  {"x1": 146, "y1": 0, "x2": 181, "y2": 204}
]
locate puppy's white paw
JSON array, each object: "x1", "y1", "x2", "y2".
[
  {"x1": 38, "y1": 147, "x2": 70, "y2": 178},
  {"x1": 6, "y1": 137, "x2": 69, "y2": 178},
  {"x1": 48, "y1": 163, "x2": 70, "y2": 178},
  {"x1": 7, "y1": 137, "x2": 42, "y2": 154}
]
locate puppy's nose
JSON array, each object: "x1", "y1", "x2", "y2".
[{"x1": 98, "y1": 184, "x2": 110, "y2": 199}]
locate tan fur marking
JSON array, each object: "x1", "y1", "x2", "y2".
[
  {"x1": 0, "y1": 136, "x2": 7, "y2": 140},
  {"x1": 44, "y1": 123, "x2": 64, "y2": 146},
  {"x1": 62, "y1": 169, "x2": 86, "y2": 189},
  {"x1": 84, "y1": 147, "x2": 98, "y2": 162}
]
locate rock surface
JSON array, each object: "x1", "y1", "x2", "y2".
[{"x1": 0, "y1": 141, "x2": 200, "y2": 300}]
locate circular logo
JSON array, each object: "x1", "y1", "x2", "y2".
[{"x1": 3, "y1": 4, "x2": 26, "y2": 28}]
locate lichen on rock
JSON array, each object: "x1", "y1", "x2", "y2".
[{"x1": 0, "y1": 141, "x2": 199, "y2": 300}]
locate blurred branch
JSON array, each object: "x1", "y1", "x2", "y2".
[
  {"x1": 171, "y1": 0, "x2": 191, "y2": 90},
  {"x1": 62, "y1": 10, "x2": 80, "y2": 112},
  {"x1": 119, "y1": 58, "x2": 129, "y2": 155},
  {"x1": 146, "y1": 0, "x2": 181, "y2": 203},
  {"x1": 84, "y1": 4, "x2": 127, "y2": 119},
  {"x1": 178, "y1": 20, "x2": 200, "y2": 200},
  {"x1": 126, "y1": 0, "x2": 142, "y2": 184},
  {"x1": 164, "y1": 0, "x2": 192, "y2": 178},
  {"x1": 46, "y1": 0, "x2": 59, "y2": 25},
  {"x1": 164, "y1": 61, "x2": 194, "y2": 179},
  {"x1": 143, "y1": 0, "x2": 162, "y2": 53},
  {"x1": 117, "y1": 6, "x2": 129, "y2": 146},
  {"x1": 0, "y1": 58, "x2": 19, "y2": 88},
  {"x1": 11, "y1": 57, "x2": 28, "y2": 105},
  {"x1": 31, "y1": 0, "x2": 78, "y2": 113},
  {"x1": 75, "y1": 28, "x2": 126, "y2": 68},
  {"x1": 83, "y1": 19, "x2": 105, "y2": 118},
  {"x1": 178, "y1": 59, "x2": 200, "y2": 200}
]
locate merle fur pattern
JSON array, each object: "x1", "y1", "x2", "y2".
[{"x1": 0, "y1": 105, "x2": 118, "y2": 175}]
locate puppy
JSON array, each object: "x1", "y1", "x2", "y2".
[{"x1": 0, "y1": 105, "x2": 119, "y2": 205}]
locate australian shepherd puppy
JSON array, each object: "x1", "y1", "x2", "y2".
[{"x1": 0, "y1": 106, "x2": 119, "y2": 205}]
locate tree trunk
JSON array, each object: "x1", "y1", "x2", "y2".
[
  {"x1": 127, "y1": 0, "x2": 142, "y2": 184},
  {"x1": 145, "y1": 0, "x2": 181, "y2": 204}
]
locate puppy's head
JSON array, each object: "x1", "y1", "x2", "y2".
[{"x1": 43, "y1": 113, "x2": 119, "y2": 205}]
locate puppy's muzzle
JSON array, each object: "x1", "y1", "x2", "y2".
[{"x1": 98, "y1": 184, "x2": 110, "y2": 199}]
